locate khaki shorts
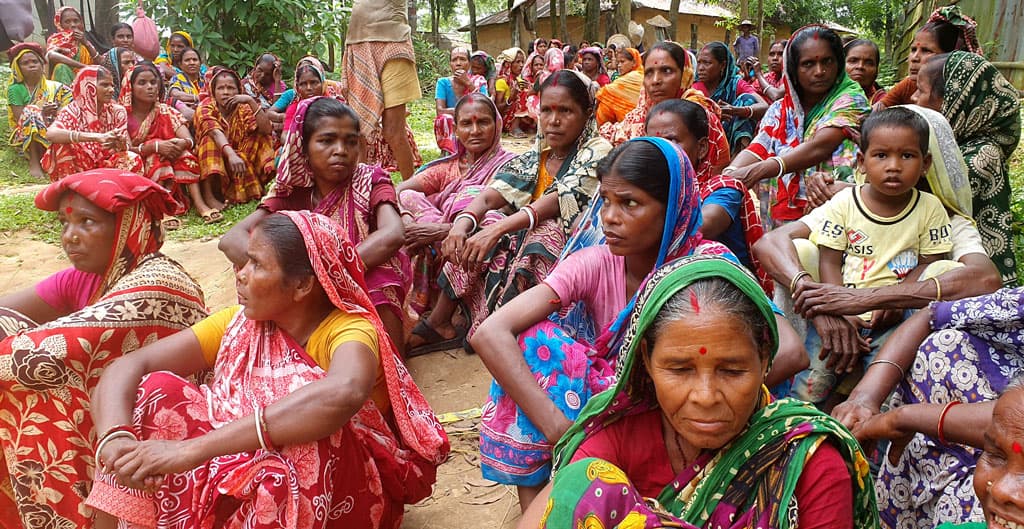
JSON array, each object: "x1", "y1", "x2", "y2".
[{"x1": 381, "y1": 58, "x2": 421, "y2": 108}]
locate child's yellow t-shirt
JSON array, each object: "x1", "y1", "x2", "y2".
[
  {"x1": 816, "y1": 185, "x2": 953, "y2": 291},
  {"x1": 191, "y1": 306, "x2": 388, "y2": 412}
]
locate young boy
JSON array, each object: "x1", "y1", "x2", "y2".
[{"x1": 794, "y1": 106, "x2": 953, "y2": 404}]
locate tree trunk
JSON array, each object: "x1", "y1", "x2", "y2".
[
  {"x1": 614, "y1": 0, "x2": 630, "y2": 44},
  {"x1": 430, "y1": 0, "x2": 440, "y2": 45},
  {"x1": 510, "y1": 0, "x2": 520, "y2": 48},
  {"x1": 93, "y1": 0, "x2": 119, "y2": 40},
  {"x1": 37, "y1": 0, "x2": 55, "y2": 35},
  {"x1": 468, "y1": 0, "x2": 478, "y2": 49},
  {"x1": 549, "y1": 0, "x2": 557, "y2": 40},
  {"x1": 668, "y1": 0, "x2": 680, "y2": 41},
  {"x1": 756, "y1": 0, "x2": 764, "y2": 60},
  {"x1": 408, "y1": 0, "x2": 417, "y2": 34},
  {"x1": 583, "y1": 0, "x2": 600, "y2": 43},
  {"x1": 558, "y1": 0, "x2": 568, "y2": 42},
  {"x1": 739, "y1": 0, "x2": 748, "y2": 19}
]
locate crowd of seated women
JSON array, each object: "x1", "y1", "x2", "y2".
[{"x1": 2, "y1": 5, "x2": 1023, "y2": 528}]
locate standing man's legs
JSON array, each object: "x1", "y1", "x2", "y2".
[
  {"x1": 382, "y1": 104, "x2": 414, "y2": 180},
  {"x1": 380, "y1": 57, "x2": 421, "y2": 181}
]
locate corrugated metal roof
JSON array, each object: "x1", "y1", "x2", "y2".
[{"x1": 466, "y1": 0, "x2": 733, "y2": 29}]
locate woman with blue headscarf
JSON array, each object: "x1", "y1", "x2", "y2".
[
  {"x1": 693, "y1": 42, "x2": 769, "y2": 153},
  {"x1": 471, "y1": 137, "x2": 791, "y2": 511}
]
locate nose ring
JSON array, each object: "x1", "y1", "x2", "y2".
[
  {"x1": 71, "y1": 235, "x2": 80, "y2": 244},
  {"x1": 987, "y1": 480, "x2": 993, "y2": 489}
]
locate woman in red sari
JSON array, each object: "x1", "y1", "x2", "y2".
[
  {"x1": 43, "y1": 65, "x2": 143, "y2": 180},
  {"x1": 86, "y1": 210, "x2": 448, "y2": 529},
  {"x1": 219, "y1": 97, "x2": 410, "y2": 356},
  {"x1": 193, "y1": 66, "x2": 275, "y2": 204},
  {"x1": 0, "y1": 170, "x2": 207, "y2": 529},
  {"x1": 122, "y1": 61, "x2": 222, "y2": 226}
]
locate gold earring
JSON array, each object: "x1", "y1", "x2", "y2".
[{"x1": 988, "y1": 480, "x2": 994, "y2": 489}]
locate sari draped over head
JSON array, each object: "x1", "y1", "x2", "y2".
[
  {"x1": 496, "y1": 47, "x2": 530, "y2": 130},
  {"x1": 526, "y1": 49, "x2": 567, "y2": 119},
  {"x1": 479, "y1": 137, "x2": 732, "y2": 486},
  {"x1": 579, "y1": 47, "x2": 610, "y2": 86},
  {"x1": 100, "y1": 47, "x2": 130, "y2": 94},
  {"x1": 900, "y1": 105, "x2": 973, "y2": 221},
  {"x1": 265, "y1": 96, "x2": 412, "y2": 321},
  {"x1": 281, "y1": 56, "x2": 346, "y2": 128},
  {"x1": 746, "y1": 25, "x2": 869, "y2": 225},
  {"x1": 401, "y1": 94, "x2": 517, "y2": 316},
  {"x1": 85, "y1": 210, "x2": 448, "y2": 529},
  {"x1": 598, "y1": 46, "x2": 731, "y2": 173},
  {"x1": 595, "y1": 47, "x2": 643, "y2": 126},
  {"x1": 439, "y1": 70, "x2": 613, "y2": 336},
  {"x1": 6, "y1": 43, "x2": 74, "y2": 151},
  {"x1": 242, "y1": 52, "x2": 286, "y2": 109},
  {"x1": 940, "y1": 51, "x2": 1020, "y2": 286},
  {"x1": 0, "y1": 170, "x2": 206, "y2": 529},
  {"x1": 434, "y1": 50, "x2": 489, "y2": 155},
  {"x1": 120, "y1": 63, "x2": 200, "y2": 210},
  {"x1": 194, "y1": 66, "x2": 275, "y2": 203},
  {"x1": 928, "y1": 5, "x2": 983, "y2": 55},
  {"x1": 154, "y1": 30, "x2": 194, "y2": 67},
  {"x1": 695, "y1": 42, "x2": 761, "y2": 152},
  {"x1": 542, "y1": 255, "x2": 879, "y2": 529},
  {"x1": 46, "y1": 6, "x2": 92, "y2": 86},
  {"x1": 42, "y1": 66, "x2": 143, "y2": 180}
]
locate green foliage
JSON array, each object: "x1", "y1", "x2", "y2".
[
  {"x1": 0, "y1": 67, "x2": 38, "y2": 189},
  {"x1": 0, "y1": 193, "x2": 59, "y2": 243},
  {"x1": 122, "y1": 0, "x2": 352, "y2": 73},
  {"x1": 413, "y1": 35, "x2": 451, "y2": 97}
]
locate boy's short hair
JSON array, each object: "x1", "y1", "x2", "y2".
[{"x1": 860, "y1": 107, "x2": 930, "y2": 155}]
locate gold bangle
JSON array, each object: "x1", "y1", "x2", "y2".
[
  {"x1": 789, "y1": 270, "x2": 811, "y2": 292},
  {"x1": 931, "y1": 276, "x2": 942, "y2": 302}
]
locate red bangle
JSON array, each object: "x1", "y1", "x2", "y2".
[
  {"x1": 220, "y1": 143, "x2": 233, "y2": 156},
  {"x1": 937, "y1": 401, "x2": 961, "y2": 444}
]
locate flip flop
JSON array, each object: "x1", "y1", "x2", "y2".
[
  {"x1": 406, "y1": 319, "x2": 467, "y2": 358},
  {"x1": 201, "y1": 210, "x2": 224, "y2": 225},
  {"x1": 161, "y1": 217, "x2": 182, "y2": 231}
]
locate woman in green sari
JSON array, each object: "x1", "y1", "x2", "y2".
[
  {"x1": 915, "y1": 51, "x2": 1021, "y2": 286},
  {"x1": 521, "y1": 255, "x2": 879, "y2": 529}
]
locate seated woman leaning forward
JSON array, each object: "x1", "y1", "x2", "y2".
[
  {"x1": 410, "y1": 70, "x2": 611, "y2": 351},
  {"x1": 220, "y1": 97, "x2": 409, "y2": 356},
  {"x1": 6, "y1": 42, "x2": 73, "y2": 179},
  {"x1": 519, "y1": 255, "x2": 879, "y2": 529},
  {"x1": 398, "y1": 92, "x2": 516, "y2": 321},
  {"x1": 194, "y1": 66, "x2": 276, "y2": 205},
  {"x1": 43, "y1": 65, "x2": 143, "y2": 180},
  {"x1": 85, "y1": 211, "x2": 449, "y2": 529},
  {"x1": 0, "y1": 170, "x2": 207, "y2": 529},
  {"x1": 472, "y1": 138, "x2": 807, "y2": 510}
]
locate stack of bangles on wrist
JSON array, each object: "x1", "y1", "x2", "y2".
[
  {"x1": 94, "y1": 424, "x2": 138, "y2": 469},
  {"x1": 255, "y1": 405, "x2": 275, "y2": 451},
  {"x1": 789, "y1": 270, "x2": 811, "y2": 292},
  {"x1": 453, "y1": 211, "x2": 480, "y2": 232},
  {"x1": 522, "y1": 205, "x2": 537, "y2": 231}
]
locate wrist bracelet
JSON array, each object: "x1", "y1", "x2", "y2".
[
  {"x1": 867, "y1": 359, "x2": 906, "y2": 380},
  {"x1": 789, "y1": 270, "x2": 811, "y2": 292},
  {"x1": 931, "y1": 276, "x2": 942, "y2": 302},
  {"x1": 154, "y1": 140, "x2": 160, "y2": 154},
  {"x1": 453, "y1": 212, "x2": 479, "y2": 232},
  {"x1": 522, "y1": 205, "x2": 537, "y2": 231},
  {"x1": 221, "y1": 143, "x2": 233, "y2": 156},
  {"x1": 937, "y1": 401, "x2": 962, "y2": 444},
  {"x1": 95, "y1": 429, "x2": 138, "y2": 469}
]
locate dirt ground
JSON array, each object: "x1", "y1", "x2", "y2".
[{"x1": 0, "y1": 229, "x2": 521, "y2": 528}]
